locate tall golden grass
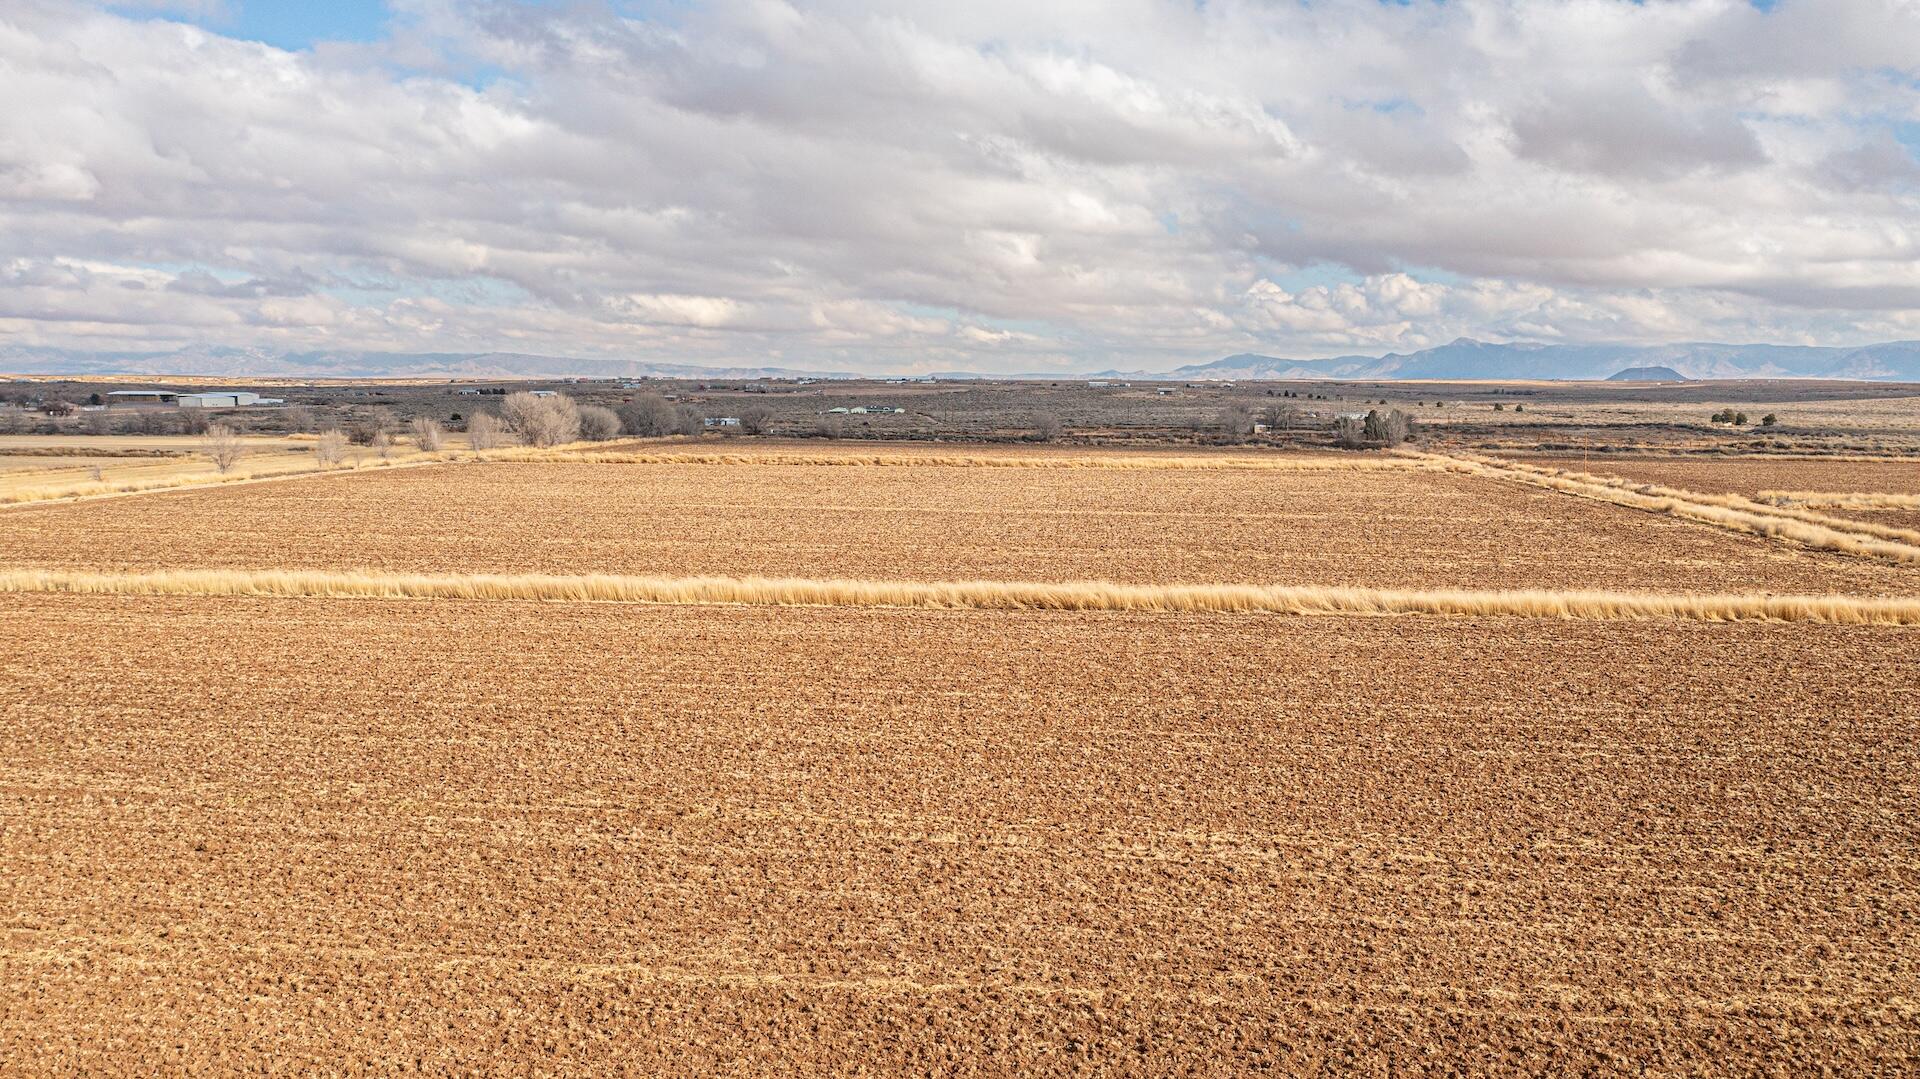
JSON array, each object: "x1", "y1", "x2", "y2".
[
  {"x1": 4, "y1": 567, "x2": 1919, "y2": 624},
  {"x1": 1416, "y1": 451, "x2": 1920, "y2": 564},
  {"x1": 1759, "y1": 491, "x2": 1920, "y2": 510},
  {"x1": 493, "y1": 447, "x2": 1438, "y2": 472}
]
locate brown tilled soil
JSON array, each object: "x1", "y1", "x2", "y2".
[
  {"x1": 1525, "y1": 455, "x2": 1920, "y2": 499},
  {"x1": 5, "y1": 460, "x2": 1920, "y2": 595},
  {"x1": 3, "y1": 594, "x2": 1917, "y2": 1074}
]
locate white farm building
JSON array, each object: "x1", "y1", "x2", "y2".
[{"x1": 177, "y1": 391, "x2": 263, "y2": 408}]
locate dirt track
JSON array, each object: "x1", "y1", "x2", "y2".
[{"x1": 4, "y1": 595, "x2": 1917, "y2": 1074}]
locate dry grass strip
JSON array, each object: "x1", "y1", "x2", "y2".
[
  {"x1": 4, "y1": 568, "x2": 1919, "y2": 625},
  {"x1": 493, "y1": 447, "x2": 1437, "y2": 472},
  {"x1": 1758, "y1": 491, "x2": 1920, "y2": 510},
  {"x1": 1413, "y1": 451, "x2": 1920, "y2": 564}
]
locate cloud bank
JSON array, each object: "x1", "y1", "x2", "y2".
[{"x1": 3, "y1": 0, "x2": 1919, "y2": 373}]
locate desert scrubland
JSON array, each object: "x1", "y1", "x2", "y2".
[{"x1": 2, "y1": 441, "x2": 1918, "y2": 1074}]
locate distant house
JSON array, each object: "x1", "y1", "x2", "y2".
[
  {"x1": 704, "y1": 416, "x2": 741, "y2": 428},
  {"x1": 1087, "y1": 380, "x2": 1110, "y2": 388},
  {"x1": 826, "y1": 406, "x2": 851, "y2": 414}
]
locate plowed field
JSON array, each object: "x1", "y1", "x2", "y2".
[
  {"x1": 5, "y1": 448, "x2": 1920, "y2": 1074},
  {"x1": 3, "y1": 595, "x2": 1916, "y2": 1073},
  {"x1": 5, "y1": 459, "x2": 1919, "y2": 594},
  {"x1": 1527, "y1": 454, "x2": 1920, "y2": 498}
]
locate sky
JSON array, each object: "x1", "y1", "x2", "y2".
[{"x1": 3, "y1": 1, "x2": 1920, "y2": 374}]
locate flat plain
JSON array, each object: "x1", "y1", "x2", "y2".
[
  {"x1": 4, "y1": 595, "x2": 1917, "y2": 1074},
  {"x1": 3, "y1": 442, "x2": 1919, "y2": 1074},
  {"x1": 5, "y1": 456, "x2": 1920, "y2": 595}
]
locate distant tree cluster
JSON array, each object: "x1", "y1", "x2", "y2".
[
  {"x1": 500, "y1": 391, "x2": 582, "y2": 446},
  {"x1": 1334, "y1": 408, "x2": 1416, "y2": 449},
  {"x1": 1711, "y1": 408, "x2": 1750, "y2": 425},
  {"x1": 617, "y1": 393, "x2": 702, "y2": 437}
]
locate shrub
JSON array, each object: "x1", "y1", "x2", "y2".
[
  {"x1": 578, "y1": 404, "x2": 622, "y2": 441},
  {"x1": 816, "y1": 414, "x2": 845, "y2": 440},
  {"x1": 467, "y1": 412, "x2": 507, "y2": 451},
  {"x1": 1333, "y1": 416, "x2": 1366, "y2": 448},
  {"x1": 1733, "y1": 411, "x2": 1748, "y2": 426},
  {"x1": 1761, "y1": 413, "x2": 1778, "y2": 427},
  {"x1": 1030, "y1": 412, "x2": 1063, "y2": 442},
  {"x1": 371, "y1": 429, "x2": 394, "y2": 459},
  {"x1": 204, "y1": 424, "x2": 244, "y2": 473},
  {"x1": 500, "y1": 392, "x2": 581, "y2": 447},
  {"x1": 409, "y1": 416, "x2": 444, "y2": 452},
  {"x1": 314, "y1": 429, "x2": 349, "y2": 468}
]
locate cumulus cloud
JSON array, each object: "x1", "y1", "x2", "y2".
[{"x1": 0, "y1": 0, "x2": 1917, "y2": 372}]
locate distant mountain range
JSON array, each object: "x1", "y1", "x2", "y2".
[
  {"x1": 7, "y1": 338, "x2": 1920, "y2": 382},
  {"x1": 1121, "y1": 338, "x2": 1920, "y2": 382}
]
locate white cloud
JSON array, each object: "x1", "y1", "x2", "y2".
[{"x1": 0, "y1": 0, "x2": 1916, "y2": 372}]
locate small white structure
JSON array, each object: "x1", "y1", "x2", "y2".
[
  {"x1": 826, "y1": 406, "x2": 850, "y2": 414},
  {"x1": 704, "y1": 416, "x2": 741, "y2": 428},
  {"x1": 1087, "y1": 380, "x2": 1110, "y2": 388},
  {"x1": 528, "y1": 389, "x2": 559, "y2": 398},
  {"x1": 177, "y1": 391, "x2": 261, "y2": 408}
]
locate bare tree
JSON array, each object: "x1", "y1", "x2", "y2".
[
  {"x1": 816, "y1": 414, "x2": 845, "y2": 440},
  {"x1": 179, "y1": 409, "x2": 211, "y2": 435},
  {"x1": 0, "y1": 406, "x2": 21, "y2": 435},
  {"x1": 577, "y1": 404, "x2": 622, "y2": 441},
  {"x1": 371, "y1": 429, "x2": 395, "y2": 459},
  {"x1": 499, "y1": 392, "x2": 581, "y2": 447},
  {"x1": 618, "y1": 393, "x2": 681, "y2": 437},
  {"x1": 314, "y1": 429, "x2": 349, "y2": 468},
  {"x1": 1261, "y1": 403, "x2": 1298, "y2": 430},
  {"x1": 1030, "y1": 412, "x2": 1063, "y2": 442},
  {"x1": 1218, "y1": 404, "x2": 1254, "y2": 443},
  {"x1": 204, "y1": 423, "x2": 245, "y2": 473},
  {"x1": 282, "y1": 405, "x2": 314, "y2": 433},
  {"x1": 739, "y1": 405, "x2": 775, "y2": 435},
  {"x1": 409, "y1": 415, "x2": 445, "y2": 452},
  {"x1": 1334, "y1": 416, "x2": 1366, "y2": 449},
  {"x1": 467, "y1": 412, "x2": 507, "y2": 451}
]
